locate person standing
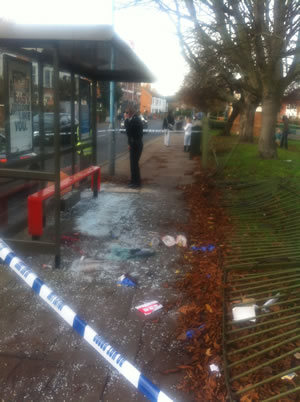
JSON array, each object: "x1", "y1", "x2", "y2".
[
  {"x1": 280, "y1": 115, "x2": 290, "y2": 149},
  {"x1": 183, "y1": 117, "x2": 193, "y2": 152},
  {"x1": 162, "y1": 114, "x2": 169, "y2": 130},
  {"x1": 124, "y1": 107, "x2": 144, "y2": 188},
  {"x1": 167, "y1": 111, "x2": 175, "y2": 128},
  {"x1": 163, "y1": 111, "x2": 175, "y2": 146}
]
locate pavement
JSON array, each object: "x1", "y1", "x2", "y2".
[{"x1": 0, "y1": 132, "x2": 199, "y2": 402}]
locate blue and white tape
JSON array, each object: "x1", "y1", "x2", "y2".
[
  {"x1": 97, "y1": 129, "x2": 184, "y2": 134},
  {"x1": 0, "y1": 239, "x2": 173, "y2": 402}
]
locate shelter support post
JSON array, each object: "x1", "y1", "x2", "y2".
[
  {"x1": 53, "y1": 45, "x2": 61, "y2": 268},
  {"x1": 38, "y1": 60, "x2": 45, "y2": 171},
  {"x1": 92, "y1": 79, "x2": 98, "y2": 197},
  {"x1": 109, "y1": 46, "x2": 116, "y2": 176},
  {"x1": 71, "y1": 72, "x2": 76, "y2": 176}
]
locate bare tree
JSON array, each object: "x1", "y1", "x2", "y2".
[{"x1": 118, "y1": 0, "x2": 300, "y2": 158}]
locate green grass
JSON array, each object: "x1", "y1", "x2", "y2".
[{"x1": 211, "y1": 134, "x2": 300, "y2": 181}]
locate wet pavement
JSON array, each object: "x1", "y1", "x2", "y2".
[{"x1": 0, "y1": 133, "x2": 198, "y2": 401}]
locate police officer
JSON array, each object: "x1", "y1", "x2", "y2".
[
  {"x1": 124, "y1": 107, "x2": 143, "y2": 189},
  {"x1": 76, "y1": 126, "x2": 92, "y2": 169}
]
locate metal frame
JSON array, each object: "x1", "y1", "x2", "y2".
[
  {"x1": 0, "y1": 42, "x2": 99, "y2": 268},
  {"x1": 0, "y1": 28, "x2": 152, "y2": 267}
]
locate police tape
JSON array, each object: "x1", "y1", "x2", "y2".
[
  {"x1": 0, "y1": 239, "x2": 173, "y2": 402},
  {"x1": 97, "y1": 129, "x2": 184, "y2": 134}
]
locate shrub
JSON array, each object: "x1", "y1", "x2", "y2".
[{"x1": 209, "y1": 119, "x2": 227, "y2": 129}]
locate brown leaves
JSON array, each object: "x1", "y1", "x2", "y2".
[
  {"x1": 177, "y1": 303, "x2": 197, "y2": 314},
  {"x1": 240, "y1": 389, "x2": 259, "y2": 402},
  {"x1": 205, "y1": 304, "x2": 213, "y2": 313},
  {"x1": 171, "y1": 169, "x2": 229, "y2": 401}
]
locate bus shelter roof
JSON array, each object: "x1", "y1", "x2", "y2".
[{"x1": 0, "y1": 23, "x2": 155, "y2": 82}]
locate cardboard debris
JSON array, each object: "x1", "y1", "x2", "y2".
[
  {"x1": 209, "y1": 364, "x2": 221, "y2": 377},
  {"x1": 232, "y1": 304, "x2": 256, "y2": 322},
  {"x1": 135, "y1": 301, "x2": 163, "y2": 316}
]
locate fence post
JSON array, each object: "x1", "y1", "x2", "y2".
[{"x1": 202, "y1": 113, "x2": 210, "y2": 169}]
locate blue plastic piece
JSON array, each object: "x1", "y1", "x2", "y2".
[
  {"x1": 186, "y1": 324, "x2": 205, "y2": 339},
  {"x1": 117, "y1": 275, "x2": 137, "y2": 288},
  {"x1": 191, "y1": 244, "x2": 215, "y2": 252}
]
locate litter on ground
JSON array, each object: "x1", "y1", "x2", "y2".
[
  {"x1": 232, "y1": 304, "x2": 257, "y2": 322},
  {"x1": 261, "y1": 293, "x2": 280, "y2": 313},
  {"x1": 209, "y1": 364, "x2": 221, "y2": 377},
  {"x1": 162, "y1": 234, "x2": 187, "y2": 247},
  {"x1": 117, "y1": 274, "x2": 137, "y2": 288},
  {"x1": 191, "y1": 244, "x2": 215, "y2": 252},
  {"x1": 281, "y1": 372, "x2": 297, "y2": 381},
  {"x1": 135, "y1": 301, "x2": 163, "y2": 316}
]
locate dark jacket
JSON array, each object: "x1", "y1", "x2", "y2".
[
  {"x1": 167, "y1": 114, "x2": 175, "y2": 126},
  {"x1": 162, "y1": 117, "x2": 168, "y2": 129},
  {"x1": 282, "y1": 117, "x2": 290, "y2": 135},
  {"x1": 125, "y1": 114, "x2": 143, "y2": 145}
]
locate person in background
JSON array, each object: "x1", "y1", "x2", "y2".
[
  {"x1": 280, "y1": 115, "x2": 290, "y2": 149},
  {"x1": 183, "y1": 117, "x2": 193, "y2": 152},
  {"x1": 163, "y1": 112, "x2": 175, "y2": 146},
  {"x1": 275, "y1": 128, "x2": 281, "y2": 146},
  {"x1": 167, "y1": 111, "x2": 175, "y2": 129},
  {"x1": 162, "y1": 113, "x2": 169, "y2": 130},
  {"x1": 124, "y1": 107, "x2": 143, "y2": 189}
]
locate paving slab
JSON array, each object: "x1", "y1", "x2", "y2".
[{"x1": 0, "y1": 135, "x2": 196, "y2": 401}]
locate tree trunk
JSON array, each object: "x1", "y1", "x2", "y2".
[
  {"x1": 221, "y1": 99, "x2": 243, "y2": 136},
  {"x1": 239, "y1": 95, "x2": 259, "y2": 143},
  {"x1": 258, "y1": 96, "x2": 280, "y2": 159}
]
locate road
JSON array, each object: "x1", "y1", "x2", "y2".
[
  {"x1": 96, "y1": 118, "x2": 163, "y2": 166},
  {"x1": 33, "y1": 118, "x2": 164, "y2": 171}
]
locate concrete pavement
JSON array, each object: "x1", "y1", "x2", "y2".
[{"x1": 0, "y1": 132, "x2": 198, "y2": 401}]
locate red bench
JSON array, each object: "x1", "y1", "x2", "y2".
[{"x1": 28, "y1": 166, "x2": 101, "y2": 237}]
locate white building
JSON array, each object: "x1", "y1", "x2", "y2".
[{"x1": 151, "y1": 96, "x2": 168, "y2": 114}]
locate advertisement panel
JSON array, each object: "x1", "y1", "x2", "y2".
[{"x1": 5, "y1": 56, "x2": 33, "y2": 155}]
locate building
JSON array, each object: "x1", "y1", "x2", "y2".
[
  {"x1": 151, "y1": 90, "x2": 168, "y2": 114},
  {"x1": 279, "y1": 89, "x2": 300, "y2": 120},
  {"x1": 119, "y1": 82, "x2": 141, "y2": 112},
  {"x1": 140, "y1": 84, "x2": 152, "y2": 116}
]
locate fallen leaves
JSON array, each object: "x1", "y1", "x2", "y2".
[
  {"x1": 205, "y1": 304, "x2": 213, "y2": 313},
  {"x1": 170, "y1": 169, "x2": 230, "y2": 401}
]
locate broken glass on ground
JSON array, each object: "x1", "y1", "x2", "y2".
[
  {"x1": 71, "y1": 256, "x2": 102, "y2": 273},
  {"x1": 150, "y1": 237, "x2": 160, "y2": 247},
  {"x1": 108, "y1": 245, "x2": 156, "y2": 260}
]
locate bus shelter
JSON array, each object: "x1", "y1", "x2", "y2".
[{"x1": 0, "y1": 23, "x2": 154, "y2": 267}]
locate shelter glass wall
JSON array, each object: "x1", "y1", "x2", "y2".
[{"x1": 0, "y1": 49, "x2": 93, "y2": 239}]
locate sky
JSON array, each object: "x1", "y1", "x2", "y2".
[{"x1": 0, "y1": 0, "x2": 188, "y2": 96}]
